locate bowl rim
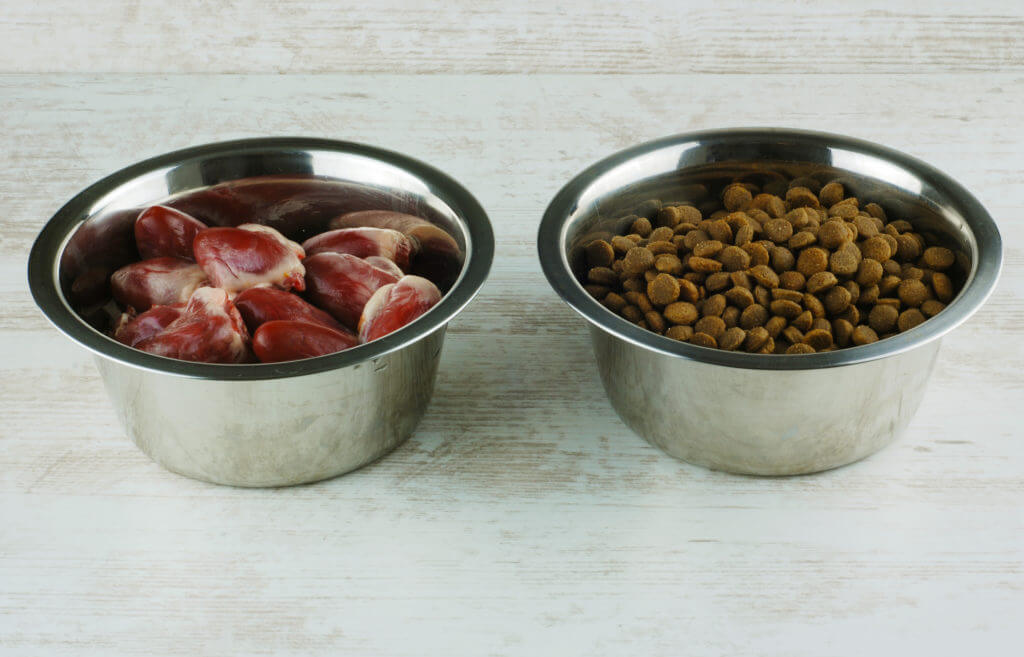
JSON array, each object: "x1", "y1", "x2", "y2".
[
  {"x1": 538, "y1": 127, "x2": 1003, "y2": 371},
  {"x1": 28, "y1": 136, "x2": 494, "y2": 380}
]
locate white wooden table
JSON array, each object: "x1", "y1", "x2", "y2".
[{"x1": 1, "y1": 3, "x2": 1022, "y2": 655}]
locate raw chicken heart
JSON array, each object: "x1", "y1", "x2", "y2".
[
  {"x1": 358, "y1": 275, "x2": 442, "y2": 343},
  {"x1": 234, "y1": 287, "x2": 348, "y2": 334},
  {"x1": 252, "y1": 320, "x2": 359, "y2": 363},
  {"x1": 135, "y1": 205, "x2": 207, "y2": 260},
  {"x1": 193, "y1": 224, "x2": 305, "y2": 294},
  {"x1": 301, "y1": 227, "x2": 413, "y2": 272},
  {"x1": 303, "y1": 252, "x2": 399, "y2": 329},
  {"x1": 113, "y1": 303, "x2": 184, "y2": 347},
  {"x1": 134, "y1": 287, "x2": 251, "y2": 363},
  {"x1": 111, "y1": 257, "x2": 207, "y2": 311}
]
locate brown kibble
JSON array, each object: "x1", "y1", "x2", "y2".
[
  {"x1": 782, "y1": 325, "x2": 805, "y2": 344},
  {"x1": 624, "y1": 291, "x2": 654, "y2": 314},
  {"x1": 764, "y1": 315, "x2": 786, "y2": 338},
  {"x1": 664, "y1": 301, "x2": 699, "y2": 325},
  {"x1": 922, "y1": 246, "x2": 955, "y2": 270},
  {"x1": 722, "y1": 305, "x2": 740, "y2": 328},
  {"x1": 779, "y1": 270, "x2": 806, "y2": 291},
  {"x1": 833, "y1": 319, "x2": 854, "y2": 347},
  {"x1": 771, "y1": 246, "x2": 796, "y2": 273},
  {"x1": 881, "y1": 234, "x2": 899, "y2": 258},
  {"x1": 689, "y1": 256, "x2": 724, "y2": 273},
  {"x1": 719, "y1": 326, "x2": 746, "y2": 351},
  {"x1": 868, "y1": 304, "x2": 899, "y2": 333},
  {"x1": 920, "y1": 299, "x2": 946, "y2": 317},
  {"x1": 654, "y1": 254, "x2": 684, "y2": 275},
  {"x1": 610, "y1": 235, "x2": 636, "y2": 255},
  {"x1": 665, "y1": 325, "x2": 694, "y2": 341},
  {"x1": 644, "y1": 270, "x2": 658, "y2": 283},
  {"x1": 878, "y1": 274, "x2": 902, "y2": 296},
  {"x1": 786, "y1": 186, "x2": 820, "y2": 208},
  {"x1": 723, "y1": 184, "x2": 753, "y2": 211},
  {"x1": 621, "y1": 305, "x2": 642, "y2": 323},
  {"x1": 797, "y1": 247, "x2": 829, "y2": 277},
  {"x1": 828, "y1": 202, "x2": 858, "y2": 219},
  {"x1": 739, "y1": 303, "x2": 769, "y2": 329},
  {"x1": 645, "y1": 311, "x2": 666, "y2": 334},
  {"x1": 897, "y1": 308, "x2": 926, "y2": 332},
  {"x1": 678, "y1": 278, "x2": 700, "y2": 303},
  {"x1": 658, "y1": 205, "x2": 702, "y2": 228},
  {"x1": 601, "y1": 292, "x2": 627, "y2": 312},
  {"x1": 819, "y1": 181, "x2": 844, "y2": 207},
  {"x1": 787, "y1": 343, "x2": 815, "y2": 354},
  {"x1": 694, "y1": 315, "x2": 727, "y2": 339},
  {"x1": 584, "y1": 284, "x2": 610, "y2": 298},
  {"x1": 876, "y1": 297, "x2": 901, "y2": 309},
  {"x1": 705, "y1": 271, "x2": 731, "y2": 292},
  {"x1": 806, "y1": 271, "x2": 838, "y2": 294},
  {"x1": 856, "y1": 258, "x2": 884, "y2": 286},
  {"x1": 862, "y1": 236, "x2": 891, "y2": 262},
  {"x1": 585, "y1": 240, "x2": 614, "y2": 267},
  {"x1": 896, "y1": 234, "x2": 921, "y2": 260},
  {"x1": 622, "y1": 277, "x2": 644, "y2": 293},
  {"x1": 757, "y1": 337, "x2": 776, "y2": 354},
  {"x1": 853, "y1": 215, "x2": 879, "y2": 239},
  {"x1": 707, "y1": 219, "x2": 733, "y2": 244},
  {"x1": 789, "y1": 231, "x2": 817, "y2": 250},
  {"x1": 932, "y1": 272, "x2": 954, "y2": 302},
  {"x1": 622, "y1": 247, "x2": 655, "y2": 275},
  {"x1": 588, "y1": 266, "x2": 618, "y2": 286},
  {"x1": 803, "y1": 293, "x2": 826, "y2": 318},
  {"x1": 690, "y1": 332, "x2": 717, "y2": 348},
  {"x1": 649, "y1": 227, "x2": 673, "y2": 243},
  {"x1": 734, "y1": 223, "x2": 755, "y2": 246},
  {"x1": 754, "y1": 285, "x2": 771, "y2": 307},
  {"x1": 725, "y1": 286, "x2": 756, "y2": 309},
  {"x1": 742, "y1": 242, "x2": 771, "y2": 267},
  {"x1": 719, "y1": 245, "x2": 751, "y2": 271},
  {"x1": 647, "y1": 273, "x2": 681, "y2": 306},
  {"x1": 897, "y1": 279, "x2": 929, "y2": 307},
  {"x1": 817, "y1": 221, "x2": 849, "y2": 250},
  {"x1": 744, "y1": 326, "x2": 771, "y2": 352},
  {"x1": 647, "y1": 240, "x2": 677, "y2": 256},
  {"x1": 682, "y1": 229, "x2": 711, "y2": 251},
  {"x1": 771, "y1": 288, "x2": 804, "y2": 303},
  {"x1": 803, "y1": 328, "x2": 833, "y2": 350},
  {"x1": 752, "y1": 194, "x2": 787, "y2": 218},
  {"x1": 770, "y1": 299, "x2": 803, "y2": 319},
  {"x1": 693, "y1": 240, "x2": 724, "y2": 258},
  {"x1": 829, "y1": 242, "x2": 861, "y2": 277},
  {"x1": 749, "y1": 264, "x2": 780, "y2": 289},
  {"x1": 630, "y1": 216, "x2": 652, "y2": 237},
  {"x1": 792, "y1": 310, "x2": 814, "y2": 332},
  {"x1": 702, "y1": 293, "x2": 727, "y2": 317},
  {"x1": 764, "y1": 218, "x2": 794, "y2": 243},
  {"x1": 864, "y1": 203, "x2": 886, "y2": 220},
  {"x1": 824, "y1": 286, "x2": 852, "y2": 315},
  {"x1": 851, "y1": 325, "x2": 879, "y2": 345},
  {"x1": 838, "y1": 305, "x2": 861, "y2": 326}
]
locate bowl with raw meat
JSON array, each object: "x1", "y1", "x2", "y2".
[{"x1": 28, "y1": 137, "x2": 493, "y2": 486}]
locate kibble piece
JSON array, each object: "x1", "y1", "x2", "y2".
[
  {"x1": 650, "y1": 227, "x2": 674, "y2": 243},
  {"x1": 665, "y1": 325, "x2": 694, "y2": 341},
  {"x1": 868, "y1": 304, "x2": 899, "y2": 333},
  {"x1": 744, "y1": 326, "x2": 771, "y2": 352},
  {"x1": 764, "y1": 218, "x2": 794, "y2": 244},
  {"x1": 803, "y1": 293, "x2": 826, "y2": 319},
  {"x1": 782, "y1": 325, "x2": 805, "y2": 344},
  {"x1": 787, "y1": 343, "x2": 815, "y2": 354},
  {"x1": 719, "y1": 245, "x2": 751, "y2": 271},
  {"x1": 897, "y1": 279, "x2": 929, "y2": 307},
  {"x1": 864, "y1": 202, "x2": 886, "y2": 219},
  {"x1": 896, "y1": 234, "x2": 921, "y2": 260},
  {"x1": 689, "y1": 256, "x2": 724, "y2": 273},
  {"x1": 719, "y1": 326, "x2": 746, "y2": 350},
  {"x1": 723, "y1": 184, "x2": 753, "y2": 211},
  {"x1": 664, "y1": 301, "x2": 699, "y2": 325},
  {"x1": 851, "y1": 325, "x2": 878, "y2": 346},
  {"x1": 901, "y1": 264, "x2": 924, "y2": 281},
  {"x1": 792, "y1": 310, "x2": 814, "y2": 332},
  {"x1": 764, "y1": 315, "x2": 787, "y2": 338},
  {"x1": 817, "y1": 221, "x2": 849, "y2": 250},
  {"x1": 824, "y1": 286, "x2": 852, "y2": 315},
  {"x1": 742, "y1": 242, "x2": 771, "y2": 267},
  {"x1": 621, "y1": 305, "x2": 642, "y2": 323},
  {"x1": 922, "y1": 246, "x2": 955, "y2": 270},
  {"x1": 749, "y1": 264, "x2": 780, "y2": 288},
  {"x1": 756, "y1": 337, "x2": 776, "y2": 354},
  {"x1": 601, "y1": 292, "x2": 627, "y2": 312},
  {"x1": 654, "y1": 254, "x2": 684, "y2": 275},
  {"x1": 789, "y1": 231, "x2": 817, "y2": 250},
  {"x1": 588, "y1": 267, "x2": 618, "y2": 286},
  {"x1": 725, "y1": 286, "x2": 756, "y2": 309},
  {"x1": 622, "y1": 247, "x2": 655, "y2": 275},
  {"x1": 610, "y1": 235, "x2": 636, "y2": 255},
  {"x1": 856, "y1": 258, "x2": 884, "y2": 287},
  {"x1": 828, "y1": 203, "x2": 859, "y2": 219},
  {"x1": 647, "y1": 273, "x2": 681, "y2": 306},
  {"x1": 690, "y1": 332, "x2": 718, "y2": 348},
  {"x1": 694, "y1": 315, "x2": 727, "y2": 339},
  {"x1": 838, "y1": 305, "x2": 860, "y2": 326},
  {"x1": 829, "y1": 242, "x2": 861, "y2": 277},
  {"x1": 708, "y1": 220, "x2": 734, "y2": 244},
  {"x1": 585, "y1": 240, "x2": 614, "y2": 267},
  {"x1": 770, "y1": 299, "x2": 803, "y2": 319},
  {"x1": 584, "y1": 284, "x2": 610, "y2": 298},
  {"x1": 806, "y1": 271, "x2": 839, "y2": 294},
  {"x1": 897, "y1": 308, "x2": 926, "y2": 332},
  {"x1": 920, "y1": 299, "x2": 946, "y2": 317},
  {"x1": 932, "y1": 272, "x2": 954, "y2": 302},
  {"x1": 648, "y1": 240, "x2": 677, "y2": 256},
  {"x1": 630, "y1": 216, "x2": 652, "y2": 237},
  {"x1": 693, "y1": 240, "x2": 724, "y2": 257},
  {"x1": 622, "y1": 277, "x2": 644, "y2": 293},
  {"x1": 862, "y1": 236, "x2": 891, "y2": 262},
  {"x1": 797, "y1": 247, "x2": 829, "y2": 277},
  {"x1": 704, "y1": 271, "x2": 732, "y2": 292},
  {"x1": 624, "y1": 291, "x2": 654, "y2": 314},
  {"x1": 803, "y1": 328, "x2": 833, "y2": 350},
  {"x1": 645, "y1": 311, "x2": 667, "y2": 334},
  {"x1": 644, "y1": 270, "x2": 658, "y2": 283},
  {"x1": 779, "y1": 270, "x2": 806, "y2": 291},
  {"x1": 682, "y1": 229, "x2": 711, "y2": 250},
  {"x1": 676, "y1": 278, "x2": 700, "y2": 303},
  {"x1": 754, "y1": 285, "x2": 771, "y2": 306},
  {"x1": 739, "y1": 303, "x2": 769, "y2": 329},
  {"x1": 833, "y1": 319, "x2": 854, "y2": 347},
  {"x1": 771, "y1": 246, "x2": 796, "y2": 273},
  {"x1": 771, "y1": 288, "x2": 804, "y2": 303},
  {"x1": 819, "y1": 181, "x2": 845, "y2": 207},
  {"x1": 853, "y1": 215, "x2": 879, "y2": 239},
  {"x1": 734, "y1": 223, "x2": 755, "y2": 246},
  {"x1": 786, "y1": 186, "x2": 820, "y2": 208},
  {"x1": 859, "y1": 284, "x2": 880, "y2": 306},
  {"x1": 722, "y1": 305, "x2": 740, "y2": 327},
  {"x1": 702, "y1": 294, "x2": 727, "y2": 317},
  {"x1": 878, "y1": 275, "x2": 902, "y2": 296},
  {"x1": 876, "y1": 297, "x2": 901, "y2": 309}
]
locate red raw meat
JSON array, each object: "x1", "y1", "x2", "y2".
[
  {"x1": 358, "y1": 275, "x2": 442, "y2": 343},
  {"x1": 234, "y1": 287, "x2": 347, "y2": 334},
  {"x1": 193, "y1": 224, "x2": 305, "y2": 294},
  {"x1": 134, "y1": 287, "x2": 251, "y2": 363},
  {"x1": 303, "y1": 252, "x2": 399, "y2": 329},
  {"x1": 252, "y1": 320, "x2": 359, "y2": 363},
  {"x1": 364, "y1": 256, "x2": 403, "y2": 279},
  {"x1": 301, "y1": 227, "x2": 413, "y2": 272},
  {"x1": 135, "y1": 205, "x2": 207, "y2": 260},
  {"x1": 110, "y1": 257, "x2": 207, "y2": 311},
  {"x1": 113, "y1": 304, "x2": 185, "y2": 347}
]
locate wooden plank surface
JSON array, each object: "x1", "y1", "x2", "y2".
[{"x1": 1, "y1": 21, "x2": 1023, "y2": 657}]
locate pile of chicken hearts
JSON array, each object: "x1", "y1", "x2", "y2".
[{"x1": 110, "y1": 205, "x2": 454, "y2": 363}]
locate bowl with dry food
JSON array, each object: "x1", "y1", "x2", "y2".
[
  {"x1": 538, "y1": 128, "x2": 1001, "y2": 475},
  {"x1": 29, "y1": 137, "x2": 493, "y2": 486}
]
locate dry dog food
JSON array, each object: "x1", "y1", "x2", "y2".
[{"x1": 583, "y1": 177, "x2": 963, "y2": 354}]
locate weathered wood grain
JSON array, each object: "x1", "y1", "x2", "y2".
[
  {"x1": 1, "y1": 71, "x2": 1022, "y2": 656},
  {"x1": 1, "y1": 1, "x2": 1023, "y2": 74}
]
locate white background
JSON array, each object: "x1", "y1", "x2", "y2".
[{"x1": 1, "y1": 2, "x2": 1022, "y2": 655}]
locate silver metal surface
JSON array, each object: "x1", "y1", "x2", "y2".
[
  {"x1": 29, "y1": 137, "x2": 493, "y2": 486},
  {"x1": 538, "y1": 128, "x2": 1002, "y2": 475}
]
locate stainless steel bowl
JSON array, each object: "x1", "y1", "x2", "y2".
[
  {"x1": 539, "y1": 128, "x2": 1002, "y2": 475},
  {"x1": 29, "y1": 137, "x2": 493, "y2": 486}
]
